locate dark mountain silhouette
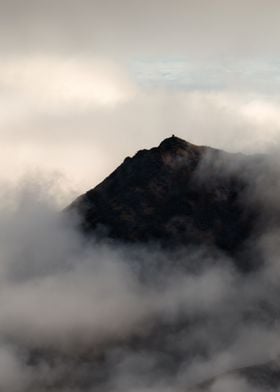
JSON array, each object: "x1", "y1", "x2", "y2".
[
  {"x1": 63, "y1": 136, "x2": 280, "y2": 391},
  {"x1": 70, "y1": 135, "x2": 259, "y2": 270}
]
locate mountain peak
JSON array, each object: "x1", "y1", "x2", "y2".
[
  {"x1": 159, "y1": 135, "x2": 194, "y2": 150},
  {"x1": 69, "y1": 137, "x2": 256, "y2": 268}
]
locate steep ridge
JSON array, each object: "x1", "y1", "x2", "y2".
[
  {"x1": 70, "y1": 136, "x2": 257, "y2": 267},
  {"x1": 64, "y1": 136, "x2": 280, "y2": 391}
]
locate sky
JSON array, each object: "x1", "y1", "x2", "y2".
[{"x1": 2, "y1": 0, "x2": 280, "y2": 197}]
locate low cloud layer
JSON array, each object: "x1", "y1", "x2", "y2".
[
  {"x1": 2, "y1": 54, "x2": 280, "y2": 191},
  {"x1": 0, "y1": 155, "x2": 280, "y2": 391}
]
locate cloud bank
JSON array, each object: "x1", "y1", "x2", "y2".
[{"x1": 0, "y1": 153, "x2": 279, "y2": 391}]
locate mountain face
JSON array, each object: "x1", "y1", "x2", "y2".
[
  {"x1": 70, "y1": 136, "x2": 258, "y2": 269},
  {"x1": 64, "y1": 137, "x2": 280, "y2": 391}
]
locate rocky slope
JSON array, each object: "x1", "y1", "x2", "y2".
[
  {"x1": 70, "y1": 135, "x2": 260, "y2": 270},
  {"x1": 65, "y1": 136, "x2": 280, "y2": 391}
]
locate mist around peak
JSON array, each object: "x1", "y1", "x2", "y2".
[{"x1": 0, "y1": 142, "x2": 279, "y2": 391}]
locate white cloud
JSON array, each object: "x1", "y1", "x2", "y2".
[
  {"x1": 0, "y1": 152, "x2": 279, "y2": 390},
  {"x1": 0, "y1": 55, "x2": 135, "y2": 122}
]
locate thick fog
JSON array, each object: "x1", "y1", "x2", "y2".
[{"x1": 0, "y1": 153, "x2": 280, "y2": 391}]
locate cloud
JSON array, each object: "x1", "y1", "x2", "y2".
[
  {"x1": 1, "y1": 0, "x2": 280, "y2": 192},
  {"x1": 0, "y1": 55, "x2": 135, "y2": 118},
  {"x1": 1, "y1": 0, "x2": 280, "y2": 59},
  {"x1": 2, "y1": 55, "x2": 280, "y2": 192},
  {"x1": 0, "y1": 158, "x2": 279, "y2": 391}
]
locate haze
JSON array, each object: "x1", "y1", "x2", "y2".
[{"x1": 1, "y1": 0, "x2": 280, "y2": 196}]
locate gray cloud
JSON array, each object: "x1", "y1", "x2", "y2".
[
  {"x1": 1, "y1": 0, "x2": 280, "y2": 59},
  {"x1": 0, "y1": 155, "x2": 279, "y2": 391}
]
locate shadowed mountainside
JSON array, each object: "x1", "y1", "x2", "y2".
[
  {"x1": 25, "y1": 136, "x2": 279, "y2": 391},
  {"x1": 70, "y1": 135, "x2": 259, "y2": 270}
]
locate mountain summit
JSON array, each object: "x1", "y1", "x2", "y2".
[
  {"x1": 70, "y1": 136, "x2": 256, "y2": 265},
  {"x1": 55, "y1": 137, "x2": 280, "y2": 390}
]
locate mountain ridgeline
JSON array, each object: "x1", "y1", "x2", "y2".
[
  {"x1": 44, "y1": 136, "x2": 280, "y2": 391},
  {"x1": 70, "y1": 136, "x2": 260, "y2": 270}
]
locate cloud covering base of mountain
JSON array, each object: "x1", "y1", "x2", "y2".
[{"x1": 0, "y1": 157, "x2": 280, "y2": 391}]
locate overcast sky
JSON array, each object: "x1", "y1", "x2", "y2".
[{"x1": 2, "y1": 0, "x2": 280, "y2": 197}]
